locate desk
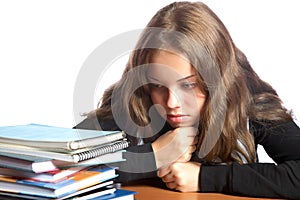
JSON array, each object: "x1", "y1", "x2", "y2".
[{"x1": 122, "y1": 179, "x2": 278, "y2": 200}]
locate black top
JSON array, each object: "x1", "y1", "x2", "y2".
[{"x1": 74, "y1": 116, "x2": 300, "y2": 199}]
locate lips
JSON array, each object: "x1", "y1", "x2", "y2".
[{"x1": 167, "y1": 114, "x2": 187, "y2": 123}]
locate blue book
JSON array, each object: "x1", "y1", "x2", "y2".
[
  {"x1": 0, "y1": 180, "x2": 114, "y2": 200},
  {"x1": 84, "y1": 189, "x2": 137, "y2": 200},
  {"x1": 0, "y1": 124, "x2": 125, "y2": 150}
]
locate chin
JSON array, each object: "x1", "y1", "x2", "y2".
[{"x1": 168, "y1": 121, "x2": 193, "y2": 128}]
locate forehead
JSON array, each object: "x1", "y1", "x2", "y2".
[{"x1": 148, "y1": 51, "x2": 195, "y2": 80}]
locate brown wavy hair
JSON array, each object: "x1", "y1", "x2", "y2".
[{"x1": 93, "y1": 1, "x2": 292, "y2": 164}]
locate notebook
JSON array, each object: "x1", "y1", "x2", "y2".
[
  {"x1": 95, "y1": 189, "x2": 137, "y2": 200},
  {"x1": 56, "y1": 150, "x2": 126, "y2": 168},
  {"x1": 0, "y1": 150, "x2": 125, "y2": 172},
  {"x1": 0, "y1": 124, "x2": 125, "y2": 150},
  {"x1": 0, "y1": 139, "x2": 129, "y2": 162},
  {"x1": 0, "y1": 180, "x2": 115, "y2": 200},
  {"x1": 0, "y1": 166, "x2": 86, "y2": 182},
  {"x1": 0, "y1": 153, "x2": 59, "y2": 173}
]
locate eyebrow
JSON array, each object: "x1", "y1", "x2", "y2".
[{"x1": 148, "y1": 74, "x2": 197, "y2": 82}]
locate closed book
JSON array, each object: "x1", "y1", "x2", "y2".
[
  {"x1": 0, "y1": 153, "x2": 58, "y2": 173},
  {"x1": 0, "y1": 180, "x2": 114, "y2": 200},
  {"x1": 94, "y1": 189, "x2": 137, "y2": 200},
  {"x1": 0, "y1": 166, "x2": 117, "y2": 198},
  {"x1": 0, "y1": 151, "x2": 125, "y2": 173},
  {"x1": 61, "y1": 187, "x2": 117, "y2": 200},
  {"x1": 0, "y1": 124, "x2": 125, "y2": 150},
  {"x1": 0, "y1": 139, "x2": 129, "y2": 162},
  {"x1": 0, "y1": 166, "x2": 86, "y2": 182}
]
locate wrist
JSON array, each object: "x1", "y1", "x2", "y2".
[{"x1": 151, "y1": 142, "x2": 164, "y2": 169}]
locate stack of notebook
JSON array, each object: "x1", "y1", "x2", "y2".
[{"x1": 0, "y1": 123, "x2": 136, "y2": 199}]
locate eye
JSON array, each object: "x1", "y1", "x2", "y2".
[
  {"x1": 149, "y1": 83, "x2": 168, "y2": 93},
  {"x1": 149, "y1": 83, "x2": 164, "y2": 88},
  {"x1": 181, "y1": 82, "x2": 198, "y2": 89}
]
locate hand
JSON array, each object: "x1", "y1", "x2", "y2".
[
  {"x1": 151, "y1": 127, "x2": 198, "y2": 168},
  {"x1": 157, "y1": 162, "x2": 201, "y2": 192}
]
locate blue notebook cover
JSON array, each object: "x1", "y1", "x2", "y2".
[
  {"x1": 90, "y1": 189, "x2": 137, "y2": 200},
  {"x1": 0, "y1": 123, "x2": 124, "y2": 150}
]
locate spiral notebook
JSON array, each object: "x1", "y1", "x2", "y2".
[
  {"x1": 0, "y1": 139, "x2": 129, "y2": 163},
  {"x1": 0, "y1": 124, "x2": 125, "y2": 150}
]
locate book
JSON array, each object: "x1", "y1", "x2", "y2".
[
  {"x1": 0, "y1": 165, "x2": 118, "y2": 198},
  {"x1": 63, "y1": 187, "x2": 117, "y2": 200},
  {"x1": 0, "y1": 124, "x2": 125, "y2": 150},
  {"x1": 66, "y1": 187, "x2": 116, "y2": 200},
  {"x1": 0, "y1": 180, "x2": 114, "y2": 200},
  {"x1": 0, "y1": 166, "x2": 86, "y2": 182},
  {"x1": 0, "y1": 139, "x2": 129, "y2": 162},
  {"x1": 56, "y1": 150, "x2": 126, "y2": 168},
  {"x1": 0, "y1": 150, "x2": 125, "y2": 172},
  {"x1": 58, "y1": 181, "x2": 115, "y2": 200},
  {"x1": 94, "y1": 189, "x2": 137, "y2": 200},
  {"x1": 0, "y1": 152, "x2": 59, "y2": 173}
]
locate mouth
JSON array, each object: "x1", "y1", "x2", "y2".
[{"x1": 167, "y1": 114, "x2": 188, "y2": 123}]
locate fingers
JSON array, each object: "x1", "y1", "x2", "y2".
[
  {"x1": 152, "y1": 126, "x2": 199, "y2": 168},
  {"x1": 166, "y1": 182, "x2": 177, "y2": 190},
  {"x1": 161, "y1": 173, "x2": 175, "y2": 183},
  {"x1": 159, "y1": 163, "x2": 180, "y2": 190},
  {"x1": 190, "y1": 144, "x2": 196, "y2": 152},
  {"x1": 157, "y1": 167, "x2": 170, "y2": 178},
  {"x1": 192, "y1": 136, "x2": 198, "y2": 145},
  {"x1": 176, "y1": 145, "x2": 196, "y2": 162},
  {"x1": 159, "y1": 162, "x2": 201, "y2": 192}
]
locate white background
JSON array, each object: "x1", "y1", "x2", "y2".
[{"x1": 1, "y1": 0, "x2": 299, "y2": 162}]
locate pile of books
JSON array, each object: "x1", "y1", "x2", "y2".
[{"x1": 0, "y1": 123, "x2": 136, "y2": 199}]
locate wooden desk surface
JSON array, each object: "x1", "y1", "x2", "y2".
[
  {"x1": 123, "y1": 185, "x2": 277, "y2": 200},
  {"x1": 122, "y1": 179, "x2": 279, "y2": 200}
]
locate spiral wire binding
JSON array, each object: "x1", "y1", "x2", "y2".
[{"x1": 73, "y1": 139, "x2": 129, "y2": 162}]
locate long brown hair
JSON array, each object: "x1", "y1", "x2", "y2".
[{"x1": 94, "y1": 1, "x2": 292, "y2": 164}]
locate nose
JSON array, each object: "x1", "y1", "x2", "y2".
[{"x1": 166, "y1": 89, "x2": 181, "y2": 109}]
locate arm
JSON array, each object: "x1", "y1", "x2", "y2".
[
  {"x1": 74, "y1": 116, "x2": 158, "y2": 182},
  {"x1": 74, "y1": 116, "x2": 197, "y2": 183},
  {"x1": 200, "y1": 160, "x2": 300, "y2": 199},
  {"x1": 116, "y1": 127, "x2": 197, "y2": 183},
  {"x1": 200, "y1": 120, "x2": 300, "y2": 199},
  {"x1": 158, "y1": 120, "x2": 300, "y2": 199}
]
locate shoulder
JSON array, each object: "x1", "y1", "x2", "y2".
[
  {"x1": 249, "y1": 119, "x2": 300, "y2": 144},
  {"x1": 73, "y1": 113, "x2": 120, "y2": 131}
]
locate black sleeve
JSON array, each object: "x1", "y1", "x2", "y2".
[
  {"x1": 112, "y1": 143, "x2": 158, "y2": 183},
  {"x1": 74, "y1": 117, "x2": 158, "y2": 183},
  {"x1": 200, "y1": 160, "x2": 300, "y2": 199},
  {"x1": 253, "y1": 120, "x2": 300, "y2": 163},
  {"x1": 200, "y1": 120, "x2": 300, "y2": 199}
]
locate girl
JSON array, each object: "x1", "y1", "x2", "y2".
[{"x1": 75, "y1": 1, "x2": 300, "y2": 199}]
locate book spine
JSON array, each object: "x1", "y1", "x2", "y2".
[{"x1": 72, "y1": 140, "x2": 129, "y2": 162}]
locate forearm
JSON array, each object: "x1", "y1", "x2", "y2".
[{"x1": 200, "y1": 160, "x2": 300, "y2": 199}]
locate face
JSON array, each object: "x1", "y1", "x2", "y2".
[{"x1": 147, "y1": 51, "x2": 206, "y2": 128}]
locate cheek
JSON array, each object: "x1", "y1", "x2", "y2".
[
  {"x1": 183, "y1": 93, "x2": 206, "y2": 112},
  {"x1": 196, "y1": 96, "x2": 206, "y2": 112},
  {"x1": 150, "y1": 92, "x2": 162, "y2": 105}
]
